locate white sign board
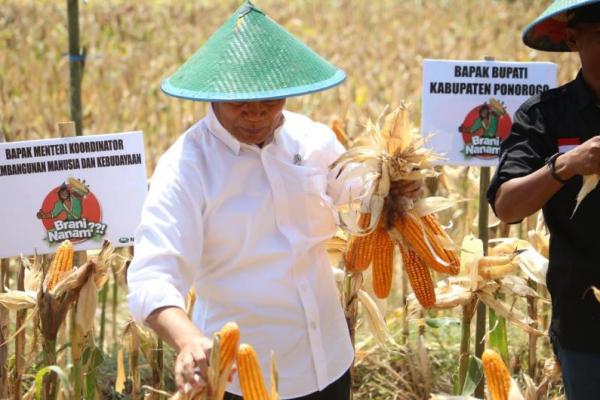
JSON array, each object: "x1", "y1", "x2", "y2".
[
  {"x1": 421, "y1": 59, "x2": 557, "y2": 166},
  {"x1": 0, "y1": 132, "x2": 148, "y2": 258}
]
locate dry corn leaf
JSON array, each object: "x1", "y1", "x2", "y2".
[
  {"x1": 411, "y1": 197, "x2": 457, "y2": 217},
  {"x1": 115, "y1": 348, "x2": 126, "y2": 394},
  {"x1": 499, "y1": 276, "x2": 542, "y2": 299},
  {"x1": 478, "y1": 292, "x2": 544, "y2": 336},
  {"x1": 76, "y1": 277, "x2": 97, "y2": 333}
]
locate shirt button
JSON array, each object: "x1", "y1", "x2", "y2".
[{"x1": 310, "y1": 321, "x2": 317, "y2": 330}]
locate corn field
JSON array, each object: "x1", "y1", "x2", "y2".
[{"x1": 0, "y1": 0, "x2": 585, "y2": 399}]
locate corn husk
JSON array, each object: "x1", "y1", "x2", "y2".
[
  {"x1": 75, "y1": 277, "x2": 97, "y2": 333},
  {"x1": 357, "y1": 289, "x2": 397, "y2": 347},
  {"x1": 0, "y1": 290, "x2": 37, "y2": 311},
  {"x1": 270, "y1": 351, "x2": 279, "y2": 400},
  {"x1": 572, "y1": 174, "x2": 600, "y2": 218},
  {"x1": 514, "y1": 249, "x2": 548, "y2": 286}
]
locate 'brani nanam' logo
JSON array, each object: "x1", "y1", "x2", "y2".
[
  {"x1": 36, "y1": 177, "x2": 107, "y2": 244},
  {"x1": 458, "y1": 98, "x2": 512, "y2": 160}
]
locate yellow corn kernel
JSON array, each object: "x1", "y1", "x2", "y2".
[
  {"x1": 400, "y1": 245, "x2": 436, "y2": 308},
  {"x1": 482, "y1": 349, "x2": 511, "y2": 400},
  {"x1": 345, "y1": 213, "x2": 375, "y2": 272},
  {"x1": 395, "y1": 213, "x2": 459, "y2": 275},
  {"x1": 237, "y1": 344, "x2": 269, "y2": 400},
  {"x1": 371, "y1": 228, "x2": 395, "y2": 299},
  {"x1": 217, "y1": 322, "x2": 240, "y2": 374},
  {"x1": 45, "y1": 240, "x2": 74, "y2": 290}
]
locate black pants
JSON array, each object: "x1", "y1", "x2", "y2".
[{"x1": 224, "y1": 369, "x2": 351, "y2": 400}]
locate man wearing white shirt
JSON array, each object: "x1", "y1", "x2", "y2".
[{"x1": 127, "y1": 2, "x2": 419, "y2": 399}]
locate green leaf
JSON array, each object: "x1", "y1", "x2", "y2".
[
  {"x1": 35, "y1": 365, "x2": 71, "y2": 400},
  {"x1": 91, "y1": 346, "x2": 105, "y2": 369},
  {"x1": 489, "y1": 308, "x2": 509, "y2": 364},
  {"x1": 82, "y1": 345, "x2": 92, "y2": 365},
  {"x1": 461, "y1": 355, "x2": 483, "y2": 396},
  {"x1": 452, "y1": 372, "x2": 461, "y2": 395},
  {"x1": 84, "y1": 371, "x2": 97, "y2": 400},
  {"x1": 425, "y1": 317, "x2": 461, "y2": 329}
]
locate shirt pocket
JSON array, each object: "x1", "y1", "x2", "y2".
[{"x1": 274, "y1": 160, "x2": 337, "y2": 245}]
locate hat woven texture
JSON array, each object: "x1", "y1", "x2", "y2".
[
  {"x1": 523, "y1": 0, "x2": 600, "y2": 52},
  {"x1": 161, "y1": 1, "x2": 346, "y2": 101}
]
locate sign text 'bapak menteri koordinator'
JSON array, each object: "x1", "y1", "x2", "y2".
[{"x1": 0, "y1": 132, "x2": 148, "y2": 258}]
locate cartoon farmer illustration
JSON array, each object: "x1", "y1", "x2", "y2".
[
  {"x1": 459, "y1": 99, "x2": 507, "y2": 138},
  {"x1": 37, "y1": 178, "x2": 89, "y2": 221}
]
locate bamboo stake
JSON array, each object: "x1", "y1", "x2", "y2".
[
  {"x1": 67, "y1": 0, "x2": 84, "y2": 136},
  {"x1": 0, "y1": 132, "x2": 7, "y2": 399},
  {"x1": 401, "y1": 272, "x2": 409, "y2": 344},
  {"x1": 458, "y1": 298, "x2": 477, "y2": 392},
  {"x1": 58, "y1": 121, "x2": 87, "y2": 398},
  {"x1": 527, "y1": 279, "x2": 538, "y2": 378},
  {"x1": 12, "y1": 259, "x2": 27, "y2": 399},
  {"x1": 342, "y1": 270, "x2": 361, "y2": 400},
  {"x1": 0, "y1": 259, "x2": 9, "y2": 399},
  {"x1": 98, "y1": 282, "x2": 108, "y2": 352},
  {"x1": 112, "y1": 262, "x2": 119, "y2": 356},
  {"x1": 474, "y1": 166, "x2": 491, "y2": 399}
]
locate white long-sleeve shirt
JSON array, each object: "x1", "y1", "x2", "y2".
[{"x1": 126, "y1": 106, "x2": 354, "y2": 398}]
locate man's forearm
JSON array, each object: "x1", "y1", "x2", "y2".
[
  {"x1": 494, "y1": 159, "x2": 567, "y2": 223},
  {"x1": 145, "y1": 306, "x2": 206, "y2": 352}
]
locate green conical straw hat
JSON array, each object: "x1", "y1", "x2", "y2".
[
  {"x1": 522, "y1": 0, "x2": 600, "y2": 52},
  {"x1": 161, "y1": 1, "x2": 346, "y2": 102}
]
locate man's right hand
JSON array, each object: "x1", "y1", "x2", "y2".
[
  {"x1": 144, "y1": 307, "x2": 214, "y2": 395},
  {"x1": 175, "y1": 335, "x2": 214, "y2": 394},
  {"x1": 556, "y1": 136, "x2": 600, "y2": 180}
]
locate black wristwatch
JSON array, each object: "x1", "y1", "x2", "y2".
[{"x1": 545, "y1": 152, "x2": 569, "y2": 184}]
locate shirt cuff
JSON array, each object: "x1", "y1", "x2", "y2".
[{"x1": 126, "y1": 281, "x2": 187, "y2": 325}]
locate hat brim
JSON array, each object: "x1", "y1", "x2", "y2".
[
  {"x1": 522, "y1": 0, "x2": 600, "y2": 52},
  {"x1": 161, "y1": 70, "x2": 346, "y2": 102}
]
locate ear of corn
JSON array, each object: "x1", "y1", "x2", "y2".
[
  {"x1": 478, "y1": 255, "x2": 514, "y2": 268},
  {"x1": 394, "y1": 213, "x2": 459, "y2": 275},
  {"x1": 400, "y1": 245, "x2": 436, "y2": 308},
  {"x1": 45, "y1": 240, "x2": 74, "y2": 291},
  {"x1": 237, "y1": 344, "x2": 269, "y2": 400},
  {"x1": 482, "y1": 349, "x2": 511, "y2": 400},
  {"x1": 345, "y1": 213, "x2": 375, "y2": 272},
  {"x1": 345, "y1": 235, "x2": 375, "y2": 272},
  {"x1": 217, "y1": 321, "x2": 240, "y2": 374},
  {"x1": 372, "y1": 227, "x2": 395, "y2": 298}
]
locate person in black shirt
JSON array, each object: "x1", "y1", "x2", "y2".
[{"x1": 487, "y1": 1, "x2": 600, "y2": 398}]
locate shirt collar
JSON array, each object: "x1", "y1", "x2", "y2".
[
  {"x1": 206, "y1": 104, "x2": 287, "y2": 155},
  {"x1": 207, "y1": 104, "x2": 242, "y2": 155},
  {"x1": 572, "y1": 70, "x2": 598, "y2": 111}
]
